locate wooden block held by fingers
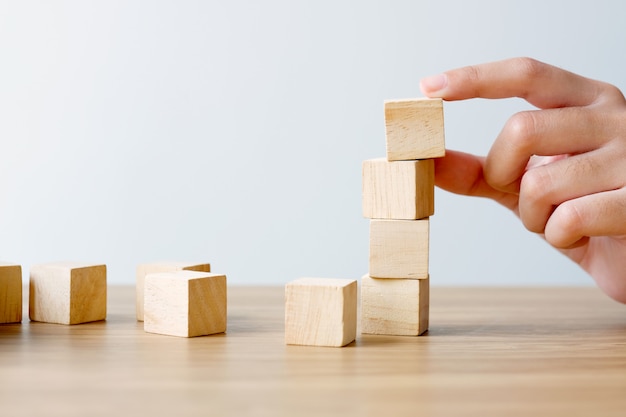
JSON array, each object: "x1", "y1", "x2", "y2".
[
  {"x1": 0, "y1": 263, "x2": 22, "y2": 324},
  {"x1": 29, "y1": 262, "x2": 107, "y2": 325},
  {"x1": 136, "y1": 262, "x2": 211, "y2": 321},
  {"x1": 385, "y1": 98, "x2": 445, "y2": 161},
  {"x1": 362, "y1": 158, "x2": 434, "y2": 220},
  {"x1": 361, "y1": 274, "x2": 429, "y2": 336},
  {"x1": 285, "y1": 278, "x2": 357, "y2": 347},
  {"x1": 369, "y1": 219, "x2": 429, "y2": 279},
  {"x1": 144, "y1": 271, "x2": 227, "y2": 338}
]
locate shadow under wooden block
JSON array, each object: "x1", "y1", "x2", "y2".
[
  {"x1": 361, "y1": 274, "x2": 429, "y2": 336},
  {"x1": 0, "y1": 263, "x2": 22, "y2": 324},
  {"x1": 136, "y1": 261, "x2": 211, "y2": 321},
  {"x1": 285, "y1": 278, "x2": 357, "y2": 347},
  {"x1": 385, "y1": 98, "x2": 445, "y2": 161},
  {"x1": 29, "y1": 262, "x2": 107, "y2": 325},
  {"x1": 369, "y1": 218, "x2": 429, "y2": 279},
  {"x1": 362, "y1": 158, "x2": 434, "y2": 220},
  {"x1": 144, "y1": 271, "x2": 226, "y2": 338}
]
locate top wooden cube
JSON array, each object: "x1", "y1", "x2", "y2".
[{"x1": 385, "y1": 98, "x2": 445, "y2": 161}]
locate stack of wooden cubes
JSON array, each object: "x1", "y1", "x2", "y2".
[{"x1": 361, "y1": 98, "x2": 445, "y2": 336}]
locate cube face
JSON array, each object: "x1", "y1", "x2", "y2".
[
  {"x1": 385, "y1": 98, "x2": 445, "y2": 161},
  {"x1": 69, "y1": 266, "x2": 107, "y2": 325},
  {"x1": 369, "y1": 219, "x2": 429, "y2": 279},
  {"x1": 144, "y1": 271, "x2": 226, "y2": 338},
  {"x1": 136, "y1": 262, "x2": 211, "y2": 321},
  {"x1": 188, "y1": 275, "x2": 227, "y2": 337},
  {"x1": 29, "y1": 262, "x2": 107, "y2": 325},
  {"x1": 361, "y1": 275, "x2": 429, "y2": 336},
  {"x1": 0, "y1": 263, "x2": 22, "y2": 324},
  {"x1": 285, "y1": 278, "x2": 357, "y2": 347},
  {"x1": 362, "y1": 158, "x2": 434, "y2": 220}
]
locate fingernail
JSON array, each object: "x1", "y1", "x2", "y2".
[{"x1": 420, "y1": 73, "x2": 447, "y2": 94}]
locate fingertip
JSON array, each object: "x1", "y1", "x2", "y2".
[{"x1": 419, "y1": 73, "x2": 448, "y2": 97}]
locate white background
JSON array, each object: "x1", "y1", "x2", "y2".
[{"x1": 0, "y1": 1, "x2": 623, "y2": 286}]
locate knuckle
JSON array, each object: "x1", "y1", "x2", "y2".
[
  {"x1": 503, "y1": 111, "x2": 539, "y2": 153},
  {"x1": 552, "y1": 202, "x2": 584, "y2": 239},
  {"x1": 461, "y1": 64, "x2": 481, "y2": 83},
  {"x1": 512, "y1": 57, "x2": 547, "y2": 81},
  {"x1": 519, "y1": 170, "x2": 552, "y2": 233},
  {"x1": 459, "y1": 65, "x2": 483, "y2": 96},
  {"x1": 520, "y1": 168, "x2": 552, "y2": 203},
  {"x1": 601, "y1": 83, "x2": 626, "y2": 103}
]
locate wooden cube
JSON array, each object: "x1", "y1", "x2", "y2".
[
  {"x1": 385, "y1": 98, "x2": 445, "y2": 161},
  {"x1": 361, "y1": 274, "x2": 429, "y2": 336},
  {"x1": 285, "y1": 278, "x2": 357, "y2": 347},
  {"x1": 136, "y1": 262, "x2": 211, "y2": 321},
  {"x1": 369, "y1": 219, "x2": 429, "y2": 279},
  {"x1": 144, "y1": 271, "x2": 226, "y2": 338},
  {"x1": 0, "y1": 263, "x2": 22, "y2": 324},
  {"x1": 29, "y1": 262, "x2": 107, "y2": 325},
  {"x1": 362, "y1": 158, "x2": 434, "y2": 220}
]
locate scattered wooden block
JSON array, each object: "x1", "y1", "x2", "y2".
[
  {"x1": 369, "y1": 218, "x2": 429, "y2": 279},
  {"x1": 285, "y1": 278, "x2": 357, "y2": 347},
  {"x1": 385, "y1": 98, "x2": 445, "y2": 161},
  {"x1": 136, "y1": 262, "x2": 211, "y2": 321},
  {"x1": 144, "y1": 270, "x2": 226, "y2": 338},
  {"x1": 362, "y1": 158, "x2": 434, "y2": 220},
  {"x1": 29, "y1": 262, "x2": 107, "y2": 325},
  {"x1": 0, "y1": 263, "x2": 22, "y2": 324},
  {"x1": 361, "y1": 274, "x2": 429, "y2": 336}
]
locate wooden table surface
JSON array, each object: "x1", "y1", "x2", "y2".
[{"x1": 1, "y1": 285, "x2": 625, "y2": 417}]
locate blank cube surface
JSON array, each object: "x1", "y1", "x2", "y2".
[
  {"x1": 369, "y1": 219, "x2": 429, "y2": 279},
  {"x1": 362, "y1": 158, "x2": 434, "y2": 220},
  {"x1": 136, "y1": 262, "x2": 211, "y2": 321},
  {"x1": 0, "y1": 263, "x2": 22, "y2": 324},
  {"x1": 385, "y1": 98, "x2": 445, "y2": 161},
  {"x1": 144, "y1": 271, "x2": 226, "y2": 338},
  {"x1": 285, "y1": 278, "x2": 357, "y2": 347},
  {"x1": 29, "y1": 262, "x2": 107, "y2": 325},
  {"x1": 361, "y1": 274, "x2": 429, "y2": 336}
]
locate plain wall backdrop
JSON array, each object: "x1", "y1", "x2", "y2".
[{"x1": 0, "y1": 0, "x2": 624, "y2": 285}]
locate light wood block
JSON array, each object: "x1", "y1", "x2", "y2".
[
  {"x1": 369, "y1": 218, "x2": 429, "y2": 279},
  {"x1": 29, "y1": 262, "x2": 107, "y2": 325},
  {"x1": 136, "y1": 262, "x2": 211, "y2": 321},
  {"x1": 385, "y1": 98, "x2": 445, "y2": 161},
  {"x1": 362, "y1": 158, "x2": 434, "y2": 220},
  {"x1": 285, "y1": 278, "x2": 357, "y2": 347},
  {"x1": 361, "y1": 274, "x2": 429, "y2": 336},
  {"x1": 144, "y1": 271, "x2": 226, "y2": 338},
  {"x1": 0, "y1": 263, "x2": 22, "y2": 324}
]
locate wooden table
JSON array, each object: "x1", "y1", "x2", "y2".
[{"x1": 1, "y1": 286, "x2": 625, "y2": 416}]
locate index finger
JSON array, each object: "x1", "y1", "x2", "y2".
[{"x1": 420, "y1": 57, "x2": 606, "y2": 109}]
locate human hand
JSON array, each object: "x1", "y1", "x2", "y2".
[{"x1": 420, "y1": 57, "x2": 626, "y2": 303}]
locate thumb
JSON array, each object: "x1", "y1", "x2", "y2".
[{"x1": 436, "y1": 149, "x2": 519, "y2": 213}]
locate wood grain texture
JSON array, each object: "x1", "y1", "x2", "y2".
[
  {"x1": 2, "y1": 286, "x2": 626, "y2": 417},
  {"x1": 0, "y1": 263, "x2": 22, "y2": 323},
  {"x1": 144, "y1": 271, "x2": 226, "y2": 338},
  {"x1": 136, "y1": 262, "x2": 211, "y2": 321},
  {"x1": 369, "y1": 218, "x2": 429, "y2": 279},
  {"x1": 362, "y1": 158, "x2": 434, "y2": 220},
  {"x1": 29, "y1": 262, "x2": 106, "y2": 325},
  {"x1": 385, "y1": 98, "x2": 445, "y2": 161},
  {"x1": 285, "y1": 278, "x2": 357, "y2": 347},
  {"x1": 361, "y1": 274, "x2": 429, "y2": 336}
]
